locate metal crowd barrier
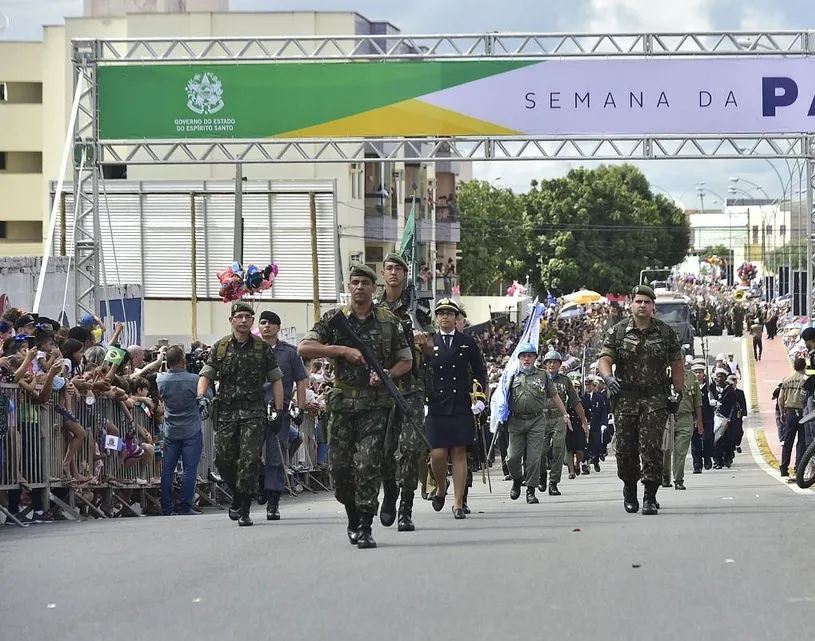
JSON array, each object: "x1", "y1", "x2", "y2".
[{"x1": 1, "y1": 382, "x2": 221, "y2": 524}]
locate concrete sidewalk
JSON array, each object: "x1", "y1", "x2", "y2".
[{"x1": 747, "y1": 331, "x2": 789, "y2": 468}]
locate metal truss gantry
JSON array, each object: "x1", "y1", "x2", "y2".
[{"x1": 71, "y1": 30, "x2": 815, "y2": 319}]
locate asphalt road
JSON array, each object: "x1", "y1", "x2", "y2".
[{"x1": 3, "y1": 335, "x2": 814, "y2": 641}]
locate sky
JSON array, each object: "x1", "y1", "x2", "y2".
[{"x1": 2, "y1": 0, "x2": 815, "y2": 206}]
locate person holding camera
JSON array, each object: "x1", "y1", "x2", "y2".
[
  {"x1": 598, "y1": 285, "x2": 683, "y2": 516},
  {"x1": 157, "y1": 345, "x2": 204, "y2": 515},
  {"x1": 257, "y1": 310, "x2": 308, "y2": 520},
  {"x1": 197, "y1": 301, "x2": 284, "y2": 527}
]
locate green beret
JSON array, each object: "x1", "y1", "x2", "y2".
[
  {"x1": 230, "y1": 301, "x2": 255, "y2": 316},
  {"x1": 631, "y1": 285, "x2": 656, "y2": 300},
  {"x1": 349, "y1": 264, "x2": 377, "y2": 283},
  {"x1": 382, "y1": 253, "x2": 408, "y2": 271}
]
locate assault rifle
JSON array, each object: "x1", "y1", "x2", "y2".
[{"x1": 328, "y1": 310, "x2": 431, "y2": 450}]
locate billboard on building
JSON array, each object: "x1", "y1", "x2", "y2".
[{"x1": 98, "y1": 59, "x2": 815, "y2": 139}]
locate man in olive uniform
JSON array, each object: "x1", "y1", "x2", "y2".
[
  {"x1": 599, "y1": 285, "x2": 684, "y2": 515},
  {"x1": 662, "y1": 357, "x2": 702, "y2": 490},
  {"x1": 504, "y1": 342, "x2": 565, "y2": 504},
  {"x1": 539, "y1": 350, "x2": 589, "y2": 495},
  {"x1": 299, "y1": 265, "x2": 412, "y2": 549},
  {"x1": 197, "y1": 301, "x2": 284, "y2": 527},
  {"x1": 377, "y1": 252, "x2": 433, "y2": 532}
]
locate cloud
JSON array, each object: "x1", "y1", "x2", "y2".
[{"x1": 585, "y1": 0, "x2": 714, "y2": 31}]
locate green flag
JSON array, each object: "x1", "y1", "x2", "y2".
[{"x1": 399, "y1": 196, "x2": 417, "y2": 284}]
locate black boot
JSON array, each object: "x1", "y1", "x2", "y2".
[
  {"x1": 397, "y1": 493, "x2": 415, "y2": 532},
  {"x1": 538, "y1": 471, "x2": 547, "y2": 492},
  {"x1": 356, "y1": 512, "x2": 377, "y2": 549},
  {"x1": 623, "y1": 483, "x2": 639, "y2": 513},
  {"x1": 526, "y1": 487, "x2": 539, "y2": 504},
  {"x1": 510, "y1": 478, "x2": 522, "y2": 500},
  {"x1": 238, "y1": 496, "x2": 253, "y2": 526},
  {"x1": 266, "y1": 490, "x2": 281, "y2": 521},
  {"x1": 379, "y1": 479, "x2": 399, "y2": 527},
  {"x1": 228, "y1": 493, "x2": 241, "y2": 521},
  {"x1": 642, "y1": 482, "x2": 659, "y2": 515},
  {"x1": 345, "y1": 504, "x2": 360, "y2": 545},
  {"x1": 256, "y1": 474, "x2": 267, "y2": 505},
  {"x1": 548, "y1": 482, "x2": 561, "y2": 496}
]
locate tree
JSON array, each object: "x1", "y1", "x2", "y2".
[
  {"x1": 457, "y1": 180, "x2": 526, "y2": 295},
  {"x1": 699, "y1": 245, "x2": 731, "y2": 261},
  {"x1": 522, "y1": 164, "x2": 690, "y2": 294},
  {"x1": 765, "y1": 238, "x2": 807, "y2": 272}
]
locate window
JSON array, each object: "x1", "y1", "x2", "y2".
[
  {"x1": 0, "y1": 82, "x2": 6, "y2": 101},
  {"x1": 780, "y1": 224, "x2": 787, "y2": 237},
  {"x1": 102, "y1": 163, "x2": 127, "y2": 179},
  {"x1": 0, "y1": 222, "x2": 6, "y2": 239},
  {"x1": 0, "y1": 151, "x2": 5, "y2": 170},
  {"x1": 766, "y1": 224, "x2": 773, "y2": 237},
  {"x1": 752, "y1": 225, "x2": 759, "y2": 244}
]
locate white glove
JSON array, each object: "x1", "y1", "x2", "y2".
[{"x1": 471, "y1": 400, "x2": 485, "y2": 415}]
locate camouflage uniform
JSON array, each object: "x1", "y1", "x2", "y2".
[
  {"x1": 540, "y1": 372, "x2": 582, "y2": 485},
  {"x1": 378, "y1": 292, "x2": 430, "y2": 498},
  {"x1": 200, "y1": 335, "x2": 283, "y2": 498},
  {"x1": 600, "y1": 317, "x2": 682, "y2": 485},
  {"x1": 506, "y1": 367, "x2": 557, "y2": 489},
  {"x1": 301, "y1": 306, "x2": 411, "y2": 515}
]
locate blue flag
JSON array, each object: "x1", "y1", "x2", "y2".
[{"x1": 489, "y1": 299, "x2": 547, "y2": 433}]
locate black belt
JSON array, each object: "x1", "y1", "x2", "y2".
[{"x1": 511, "y1": 411, "x2": 542, "y2": 420}]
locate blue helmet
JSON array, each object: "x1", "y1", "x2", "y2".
[
  {"x1": 516, "y1": 342, "x2": 538, "y2": 355},
  {"x1": 543, "y1": 350, "x2": 563, "y2": 363}
]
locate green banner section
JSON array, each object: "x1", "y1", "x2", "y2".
[{"x1": 97, "y1": 60, "x2": 533, "y2": 140}]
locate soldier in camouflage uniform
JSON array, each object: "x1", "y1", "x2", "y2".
[
  {"x1": 539, "y1": 350, "x2": 589, "y2": 496},
  {"x1": 598, "y1": 285, "x2": 684, "y2": 516},
  {"x1": 377, "y1": 253, "x2": 433, "y2": 532},
  {"x1": 298, "y1": 265, "x2": 412, "y2": 549},
  {"x1": 197, "y1": 301, "x2": 284, "y2": 527}
]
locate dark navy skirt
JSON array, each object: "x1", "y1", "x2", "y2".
[{"x1": 426, "y1": 411, "x2": 476, "y2": 449}]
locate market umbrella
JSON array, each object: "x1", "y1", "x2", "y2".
[{"x1": 563, "y1": 289, "x2": 602, "y2": 305}]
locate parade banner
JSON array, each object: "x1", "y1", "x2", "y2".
[{"x1": 97, "y1": 58, "x2": 815, "y2": 140}]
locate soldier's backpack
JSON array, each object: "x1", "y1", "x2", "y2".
[
  {"x1": 212, "y1": 335, "x2": 268, "y2": 385},
  {"x1": 337, "y1": 305, "x2": 393, "y2": 362}
]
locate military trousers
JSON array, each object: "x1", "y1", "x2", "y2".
[
  {"x1": 214, "y1": 410, "x2": 266, "y2": 498},
  {"x1": 615, "y1": 401, "x2": 668, "y2": 485},
  {"x1": 662, "y1": 413, "x2": 694, "y2": 483},
  {"x1": 381, "y1": 390, "x2": 426, "y2": 496},
  {"x1": 541, "y1": 416, "x2": 567, "y2": 484},
  {"x1": 329, "y1": 407, "x2": 389, "y2": 515},
  {"x1": 506, "y1": 414, "x2": 546, "y2": 488}
]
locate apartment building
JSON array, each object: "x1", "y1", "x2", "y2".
[{"x1": 0, "y1": 1, "x2": 466, "y2": 298}]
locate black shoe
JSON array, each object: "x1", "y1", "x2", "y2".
[
  {"x1": 704, "y1": 459, "x2": 712, "y2": 470},
  {"x1": 600, "y1": 454, "x2": 606, "y2": 462},
  {"x1": 356, "y1": 512, "x2": 377, "y2": 549},
  {"x1": 462, "y1": 504, "x2": 471, "y2": 514},
  {"x1": 228, "y1": 495, "x2": 241, "y2": 521},
  {"x1": 712, "y1": 462, "x2": 722, "y2": 470},
  {"x1": 593, "y1": 461, "x2": 600, "y2": 472},
  {"x1": 692, "y1": 468, "x2": 702, "y2": 474},
  {"x1": 574, "y1": 466, "x2": 581, "y2": 476},
  {"x1": 452, "y1": 507, "x2": 466, "y2": 519},
  {"x1": 379, "y1": 479, "x2": 399, "y2": 527},
  {"x1": 345, "y1": 504, "x2": 360, "y2": 545},
  {"x1": 581, "y1": 463, "x2": 590, "y2": 475},
  {"x1": 736, "y1": 446, "x2": 742, "y2": 453},
  {"x1": 780, "y1": 468, "x2": 789, "y2": 478},
  {"x1": 568, "y1": 472, "x2": 576, "y2": 479},
  {"x1": 548, "y1": 483, "x2": 561, "y2": 496},
  {"x1": 623, "y1": 483, "x2": 639, "y2": 513},
  {"x1": 431, "y1": 491, "x2": 446, "y2": 512},
  {"x1": 674, "y1": 481, "x2": 686, "y2": 490},
  {"x1": 238, "y1": 497, "x2": 253, "y2": 526},
  {"x1": 662, "y1": 476, "x2": 672, "y2": 488},
  {"x1": 266, "y1": 491, "x2": 281, "y2": 520},
  {"x1": 421, "y1": 491, "x2": 429, "y2": 501},
  {"x1": 510, "y1": 478, "x2": 522, "y2": 501},
  {"x1": 526, "y1": 488, "x2": 539, "y2": 504},
  {"x1": 642, "y1": 483, "x2": 659, "y2": 515},
  {"x1": 397, "y1": 494, "x2": 415, "y2": 532}
]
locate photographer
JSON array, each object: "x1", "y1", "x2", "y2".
[{"x1": 157, "y1": 345, "x2": 205, "y2": 516}]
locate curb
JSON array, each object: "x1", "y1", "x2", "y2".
[
  {"x1": 754, "y1": 428, "x2": 780, "y2": 470},
  {"x1": 745, "y1": 333, "x2": 786, "y2": 472}
]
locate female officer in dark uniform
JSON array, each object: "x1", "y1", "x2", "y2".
[{"x1": 425, "y1": 298, "x2": 488, "y2": 519}]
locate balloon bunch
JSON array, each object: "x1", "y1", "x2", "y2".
[
  {"x1": 704, "y1": 255, "x2": 725, "y2": 267},
  {"x1": 216, "y1": 262, "x2": 279, "y2": 302},
  {"x1": 736, "y1": 261, "x2": 757, "y2": 283}
]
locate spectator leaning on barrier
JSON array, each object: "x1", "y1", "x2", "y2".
[{"x1": 157, "y1": 345, "x2": 204, "y2": 516}]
